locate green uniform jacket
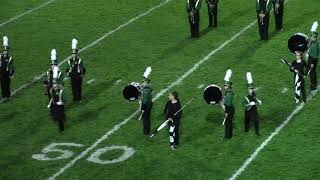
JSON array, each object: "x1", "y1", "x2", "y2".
[
  {"x1": 224, "y1": 91, "x2": 234, "y2": 107},
  {"x1": 256, "y1": 0, "x2": 273, "y2": 13},
  {"x1": 186, "y1": 0, "x2": 201, "y2": 12},
  {"x1": 141, "y1": 85, "x2": 153, "y2": 107},
  {"x1": 308, "y1": 41, "x2": 319, "y2": 59}
]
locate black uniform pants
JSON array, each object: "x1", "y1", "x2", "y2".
[
  {"x1": 274, "y1": 4, "x2": 283, "y2": 30},
  {"x1": 308, "y1": 57, "x2": 318, "y2": 90},
  {"x1": 207, "y1": 4, "x2": 217, "y2": 27},
  {"x1": 244, "y1": 110, "x2": 259, "y2": 134},
  {"x1": 294, "y1": 77, "x2": 306, "y2": 103},
  {"x1": 51, "y1": 104, "x2": 65, "y2": 131},
  {"x1": 173, "y1": 118, "x2": 180, "y2": 145},
  {"x1": 0, "y1": 72, "x2": 11, "y2": 98},
  {"x1": 225, "y1": 106, "x2": 234, "y2": 139},
  {"x1": 188, "y1": 11, "x2": 200, "y2": 37},
  {"x1": 142, "y1": 103, "x2": 152, "y2": 135},
  {"x1": 257, "y1": 13, "x2": 270, "y2": 40},
  {"x1": 71, "y1": 75, "x2": 83, "y2": 101}
]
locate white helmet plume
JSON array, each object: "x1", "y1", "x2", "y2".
[
  {"x1": 224, "y1": 69, "x2": 232, "y2": 82},
  {"x1": 246, "y1": 72, "x2": 253, "y2": 85},
  {"x1": 51, "y1": 49, "x2": 57, "y2": 61},
  {"x1": 3, "y1": 36, "x2": 8, "y2": 47},
  {"x1": 143, "y1": 66, "x2": 152, "y2": 79},
  {"x1": 311, "y1": 21, "x2": 318, "y2": 33},
  {"x1": 72, "y1": 38, "x2": 78, "y2": 50}
]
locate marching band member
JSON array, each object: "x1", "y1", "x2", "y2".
[
  {"x1": 44, "y1": 49, "x2": 59, "y2": 100},
  {"x1": 163, "y1": 91, "x2": 182, "y2": 150},
  {"x1": 291, "y1": 51, "x2": 308, "y2": 103},
  {"x1": 206, "y1": 0, "x2": 218, "y2": 28},
  {"x1": 256, "y1": 0, "x2": 272, "y2": 40},
  {"x1": 0, "y1": 36, "x2": 14, "y2": 99},
  {"x1": 66, "y1": 39, "x2": 86, "y2": 102},
  {"x1": 273, "y1": 0, "x2": 284, "y2": 31},
  {"x1": 308, "y1": 22, "x2": 319, "y2": 93},
  {"x1": 242, "y1": 72, "x2": 262, "y2": 136},
  {"x1": 223, "y1": 69, "x2": 234, "y2": 139},
  {"x1": 186, "y1": 0, "x2": 201, "y2": 38},
  {"x1": 141, "y1": 67, "x2": 153, "y2": 135},
  {"x1": 48, "y1": 66, "x2": 65, "y2": 132}
]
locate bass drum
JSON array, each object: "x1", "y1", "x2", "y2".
[
  {"x1": 123, "y1": 82, "x2": 142, "y2": 101},
  {"x1": 203, "y1": 84, "x2": 223, "y2": 105},
  {"x1": 288, "y1": 33, "x2": 309, "y2": 54}
]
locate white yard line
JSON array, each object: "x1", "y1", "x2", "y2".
[
  {"x1": 0, "y1": 0, "x2": 56, "y2": 27},
  {"x1": 254, "y1": 87, "x2": 261, "y2": 91},
  {"x1": 281, "y1": 87, "x2": 288, "y2": 94},
  {"x1": 86, "y1": 79, "x2": 96, "y2": 84},
  {"x1": 114, "y1": 79, "x2": 122, "y2": 85},
  {"x1": 48, "y1": 16, "x2": 260, "y2": 180},
  {"x1": 197, "y1": 84, "x2": 204, "y2": 89},
  {"x1": 229, "y1": 92, "x2": 317, "y2": 180},
  {"x1": 0, "y1": 0, "x2": 172, "y2": 104}
]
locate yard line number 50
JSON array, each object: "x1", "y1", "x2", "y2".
[{"x1": 32, "y1": 142, "x2": 135, "y2": 165}]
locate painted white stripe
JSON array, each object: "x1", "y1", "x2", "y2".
[
  {"x1": 86, "y1": 79, "x2": 95, "y2": 84},
  {"x1": 229, "y1": 92, "x2": 317, "y2": 180},
  {"x1": 48, "y1": 13, "x2": 262, "y2": 180},
  {"x1": 281, "y1": 87, "x2": 288, "y2": 94},
  {"x1": 254, "y1": 87, "x2": 261, "y2": 91},
  {"x1": 0, "y1": 0, "x2": 56, "y2": 27},
  {"x1": 1, "y1": 0, "x2": 172, "y2": 104},
  {"x1": 197, "y1": 84, "x2": 204, "y2": 89},
  {"x1": 114, "y1": 79, "x2": 122, "y2": 85}
]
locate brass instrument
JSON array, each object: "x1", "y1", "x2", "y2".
[
  {"x1": 275, "y1": 0, "x2": 280, "y2": 14},
  {"x1": 259, "y1": 11, "x2": 264, "y2": 25}
]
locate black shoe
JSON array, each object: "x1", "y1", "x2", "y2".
[{"x1": 256, "y1": 132, "x2": 261, "y2": 136}]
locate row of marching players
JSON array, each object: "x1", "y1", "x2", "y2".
[
  {"x1": 0, "y1": 37, "x2": 86, "y2": 132},
  {"x1": 186, "y1": 0, "x2": 284, "y2": 40},
  {"x1": 132, "y1": 67, "x2": 263, "y2": 150}
]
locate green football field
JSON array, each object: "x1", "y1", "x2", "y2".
[{"x1": 0, "y1": 0, "x2": 320, "y2": 179}]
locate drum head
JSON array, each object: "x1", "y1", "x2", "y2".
[
  {"x1": 123, "y1": 85, "x2": 141, "y2": 101},
  {"x1": 288, "y1": 33, "x2": 309, "y2": 54},
  {"x1": 203, "y1": 85, "x2": 223, "y2": 105}
]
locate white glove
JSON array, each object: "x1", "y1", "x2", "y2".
[
  {"x1": 249, "y1": 102, "x2": 256, "y2": 106},
  {"x1": 257, "y1": 100, "x2": 262, "y2": 105}
]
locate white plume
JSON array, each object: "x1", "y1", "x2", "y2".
[
  {"x1": 52, "y1": 66, "x2": 59, "y2": 79},
  {"x1": 311, "y1": 21, "x2": 318, "y2": 33},
  {"x1": 51, "y1": 49, "x2": 57, "y2": 61},
  {"x1": 143, "y1": 66, "x2": 152, "y2": 78},
  {"x1": 3, "y1": 36, "x2": 8, "y2": 47},
  {"x1": 72, "y1": 38, "x2": 78, "y2": 50},
  {"x1": 246, "y1": 72, "x2": 253, "y2": 84},
  {"x1": 224, "y1": 69, "x2": 232, "y2": 82}
]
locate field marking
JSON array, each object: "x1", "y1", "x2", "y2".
[
  {"x1": 254, "y1": 87, "x2": 261, "y2": 91},
  {"x1": 0, "y1": 0, "x2": 56, "y2": 27},
  {"x1": 114, "y1": 79, "x2": 122, "y2": 85},
  {"x1": 0, "y1": 0, "x2": 172, "y2": 104},
  {"x1": 48, "y1": 14, "x2": 261, "y2": 180},
  {"x1": 281, "y1": 87, "x2": 288, "y2": 94},
  {"x1": 197, "y1": 84, "x2": 204, "y2": 89},
  {"x1": 229, "y1": 91, "x2": 317, "y2": 180},
  {"x1": 86, "y1": 79, "x2": 96, "y2": 84}
]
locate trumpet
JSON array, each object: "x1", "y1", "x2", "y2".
[
  {"x1": 259, "y1": 11, "x2": 265, "y2": 25},
  {"x1": 275, "y1": 0, "x2": 280, "y2": 14},
  {"x1": 190, "y1": 10, "x2": 195, "y2": 23}
]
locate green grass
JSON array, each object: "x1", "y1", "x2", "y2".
[{"x1": 0, "y1": 0, "x2": 320, "y2": 179}]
